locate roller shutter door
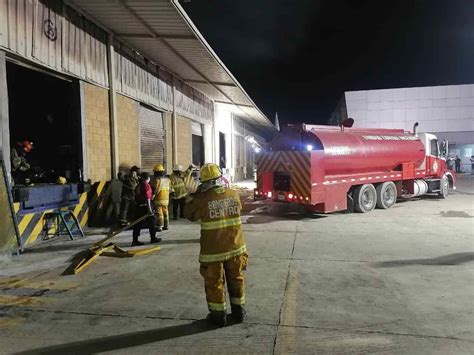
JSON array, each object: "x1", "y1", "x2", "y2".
[
  {"x1": 191, "y1": 121, "x2": 202, "y2": 136},
  {"x1": 139, "y1": 105, "x2": 165, "y2": 172}
]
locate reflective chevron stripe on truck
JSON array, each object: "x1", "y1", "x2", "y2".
[{"x1": 256, "y1": 151, "x2": 311, "y2": 199}]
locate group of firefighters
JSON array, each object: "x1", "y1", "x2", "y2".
[
  {"x1": 117, "y1": 164, "x2": 192, "y2": 246},
  {"x1": 118, "y1": 162, "x2": 247, "y2": 327}
]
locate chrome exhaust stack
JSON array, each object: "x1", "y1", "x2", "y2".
[{"x1": 413, "y1": 122, "x2": 419, "y2": 136}]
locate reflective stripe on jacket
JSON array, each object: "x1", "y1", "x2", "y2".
[
  {"x1": 170, "y1": 174, "x2": 187, "y2": 199},
  {"x1": 151, "y1": 176, "x2": 170, "y2": 206},
  {"x1": 184, "y1": 186, "x2": 246, "y2": 263},
  {"x1": 184, "y1": 173, "x2": 200, "y2": 194}
]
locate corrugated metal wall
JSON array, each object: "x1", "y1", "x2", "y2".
[
  {"x1": 0, "y1": 0, "x2": 34, "y2": 63},
  {"x1": 175, "y1": 78, "x2": 213, "y2": 124},
  {"x1": 0, "y1": 0, "x2": 108, "y2": 87},
  {"x1": 62, "y1": 5, "x2": 108, "y2": 86},
  {"x1": 159, "y1": 68, "x2": 173, "y2": 112},
  {"x1": 113, "y1": 42, "x2": 213, "y2": 121},
  {"x1": 113, "y1": 46, "x2": 174, "y2": 113},
  {"x1": 0, "y1": 0, "x2": 213, "y2": 119}
]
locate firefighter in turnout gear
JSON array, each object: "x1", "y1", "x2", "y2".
[
  {"x1": 11, "y1": 140, "x2": 33, "y2": 185},
  {"x1": 184, "y1": 163, "x2": 248, "y2": 327},
  {"x1": 170, "y1": 164, "x2": 187, "y2": 219},
  {"x1": 151, "y1": 164, "x2": 170, "y2": 232}
]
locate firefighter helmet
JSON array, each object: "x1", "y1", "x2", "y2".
[
  {"x1": 200, "y1": 163, "x2": 221, "y2": 182},
  {"x1": 20, "y1": 140, "x2": 33, "y2": 153},
  {"x1": 153, "y1": 164, "x2": 165, "y2": 172},
  {"x1": 174, "y1": 164, "x2": 184, "y2": 172}
]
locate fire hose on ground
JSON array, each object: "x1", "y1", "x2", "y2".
[{"x1": 65, "y1": 214, "x2": 161, "y2": 275}]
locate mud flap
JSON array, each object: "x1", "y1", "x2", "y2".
[{"x1": 346, "y1": 194, "x2": 354, "y2": 213}]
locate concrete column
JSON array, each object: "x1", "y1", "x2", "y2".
[
  {"x1": 0, "y1": 51, "x2": 11, "y2": 180},
  {"x1": 106, "y1": 33, "x2": 119, "y2": 179},
  {"x1": 213, "y1": 104, "x2": 218, "y2": 163},
  {"x1": 243, "y1": 122, "x2": 247, "y2": 179},
  {"x1": 211, "y1": 102, "x2": 216, "y2": 164},
  {"x1": 230, "y1": 114, "x2": 235, "y2": 182},
  {"x1": 172, "y1": 78, "x2": 178, "y2": 167},
  {"x1": 203, "y1": 124, "x2": 213, "y2": 164},
  {"x1": 79, "y1": 82, "x2": 88, "y2": 181}
]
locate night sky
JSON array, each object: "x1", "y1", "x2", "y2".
[{"x1": 181, "y1": 0, "x2": 474, "y2": 125}]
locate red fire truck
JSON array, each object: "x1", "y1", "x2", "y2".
[{"x1": 255, "y1": 122, "x2": 455, "y2": 213}]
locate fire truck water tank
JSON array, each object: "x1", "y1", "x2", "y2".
[{"x1": 308, "y1": 128, "x2": 426, "y2": 175}]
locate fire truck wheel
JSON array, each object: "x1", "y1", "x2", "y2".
[
  {"x1": 354, "y1": 184, "x2": 377, "y2": 213},
  {"x1": 376, "y1": 182, "x2": 397, "y2": 209},
  {"x1": 438, "y1": 175, "x2": 449, "y2": 199}
]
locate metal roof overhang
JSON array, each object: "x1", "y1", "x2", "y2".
[{"x1": 69, "y1": 0, "x2": 276, "y2": 136}]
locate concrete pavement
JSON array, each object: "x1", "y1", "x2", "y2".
[{"x1": 0, "y1": 175, "x2": 473, "y2": 354}]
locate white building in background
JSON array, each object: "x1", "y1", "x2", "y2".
[{"x1": 330, "y1": 85, "x2": 474, "y2": 173}]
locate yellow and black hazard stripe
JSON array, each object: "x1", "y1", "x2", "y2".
[
  {"x1": 256, "y1": 151, "x2": 311, "y2": 198},
  {"x1": 86, "y1": 180, "x2": 125, "y2": 228},
  {"x1": 281, "y1": 151, "x2": 311, "y2": 198},
  {"x1": 14, "y1": 192, "x2": 89, "y2": 247},
  {"x1": 87, "y1": 181, "x2": 111, "y2": 227},
  {"x1": 14, "y1": 180, "x2": 118, "y2": 247}
]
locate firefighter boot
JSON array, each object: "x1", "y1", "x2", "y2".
[
  {"x1": 230, "y1": 304, "x2": 246, "y2": 323},
  {"x1": 131, "y1": 237, "x2": 144, "y2": 247},
  {"x1": 150, "y1": 235, "x2": 162, "y2": 244},
  {"x1": 206, "y1": 311, "x2": 226, "y2": 327}
]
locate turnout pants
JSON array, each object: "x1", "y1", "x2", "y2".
[
  {"x1": 199, "y1": 253, "x2": 248, "y2": 313},
  {"x1": 154, "y1": 203, "x2": 169, "y2": 228},
  {"x1": 172, "y1": 197, "x2": 186, "y2": 218}
]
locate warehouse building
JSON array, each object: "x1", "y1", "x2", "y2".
[
  {"x1": 0, "y1": 0, "x2": 275, "y2": 247},
  {"x1": 330, "y1": 85, "x2": 474, "y2": 172}
]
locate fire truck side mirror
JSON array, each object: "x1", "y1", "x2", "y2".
[
  {"x1": 440, "y1": 139, "x2": 448, "y2": 158},
  {"x1": 341, "y1": 118, "x2": 354, "y2": 128}
]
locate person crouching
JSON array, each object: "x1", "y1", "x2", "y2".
[{"x1": 132, "y1": 172, "x2": 161, "y2": 246}]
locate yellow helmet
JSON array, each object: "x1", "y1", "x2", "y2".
[
  {"x1": 153, "y1": 164, "x2": 165, "y2": 172},
  {"x1": 200, "y1": 163, "x2": 221, "y2": 182},
  {"x1": 57, "y1": 176, "x2": 67, "y2": 185}
]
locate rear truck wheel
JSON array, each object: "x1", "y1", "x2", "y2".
[
  {"x1": 354, "y1": 184, "x2": 377, "y2": 213},
  {"x1": 376, "y1": 182, "x2": 397, "y2": 209},
  {"x1": 438, "y1": 175, "x2": 449, "y2": 199}
]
